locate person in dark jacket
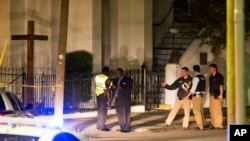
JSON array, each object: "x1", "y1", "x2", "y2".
[
  {"x1": 161, "y1": 67, "x2": 192, "y2": 130},
  {"x1": 112, "y1": 68, "x2": 133, "y2": 133}
]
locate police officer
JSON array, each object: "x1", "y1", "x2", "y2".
[
  {"x1": 184, "y1": 65, "x2": 206, "y2": 131},
  {"x1": 161, "y1": 67, "x2": 192, "y2": 130},
  {"x1": 95, "y1": 66, "x2": 111, "y2": 131},
  {"x1": 208, "y1": 63, "x2": 224, "y2": 129}
]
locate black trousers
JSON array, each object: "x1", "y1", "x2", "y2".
[
  {"x1": 115, "y1": 97, "x2": 131, "y2": 131},
  {"x1": 96, "y1": 94, "x2": 108, "y2": 129}
]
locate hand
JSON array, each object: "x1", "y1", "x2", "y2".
[
  {"x1": 107, "y1": 101, "x2": 111, "y2": 107},
  {"x1": 111, "y1": 85, "x2": 116, "y2": 89},
  {"x1": 183, "y1": 95, "x2": 190, "y2": 100},
  {"x1": 161, "y1": 81, "x2": 167, "y2": 87},
  {"x1": 218, "y1": 94, "x2": 223, "y2": 100},
  {"x1": 117, "y1": 85, "x2": 122, "y2": 90},
  {"x1": 183, "y1": 87, "x2": 189, "y2": 92}
]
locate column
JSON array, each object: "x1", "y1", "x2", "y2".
[{"x1": 165, "y1": 64, "x2": 181, "y2": 108}]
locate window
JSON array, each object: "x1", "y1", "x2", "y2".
[{"x1": 200, "y1": 52, "x2": 207, "y2": 65}]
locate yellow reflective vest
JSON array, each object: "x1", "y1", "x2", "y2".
[{"x1": 95, "y1": 74, "x2": 108, "y2": 96}]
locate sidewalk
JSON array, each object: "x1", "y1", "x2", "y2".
[
  {"x1": 55, "y1": 106, "x2": 250, "y2": 140},
  {"x1": 62, "y1": 107, "x2": 227, "y2": 139}
]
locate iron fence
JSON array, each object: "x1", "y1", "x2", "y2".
[{"x1": 0, "y1": 67, "x2": 164, "y2": 115}]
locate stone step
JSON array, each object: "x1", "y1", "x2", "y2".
[
  {"x1": 172, "y1": 22, "x2": 199, "y2": 28},
  {"x1": 161, "y1": 38, "x2": 193, "y2": 45},
  {"x1": 153, "y1": 20, "x2": 199, "y2": 68},
  {"x1": 154, "y1": 50, "x2": 172, "y2": 55},
  {"x1": 153, "y1": 59, "x2": 169, "y2": 66},
  {"x1": 164, "y1": 32, "x2": 196, "y2": 38},
  {"x1": 154, "y1": 48, "x2": 186, "y2": 54}
]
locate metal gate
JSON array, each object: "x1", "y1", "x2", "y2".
[
  {"x1": 144, "y1": 67, "x2": 165, "y2": 110},
  {"x1": 125, "y1": 67, "x2": 165, "y2": 111}
]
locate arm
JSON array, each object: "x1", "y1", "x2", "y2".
[
  {"x1": 105, "y1": 79, "x2": 112, "y2": 107},
  {"x1": 218, "y1": 73, "x2": 224, "y2": 100},
  {"x1": 184, "y1": 77, "x2": 199, "y2": 99},
  {"x1": 161, "y1": 78, "x2": 180, "y2": 90},
  {"x1": 218, "y1": 85, "x2": 224, "y2": 100},
  {"x1": 105, "y1": 89, "x2": 111, "y2": 107},
  {"x1": 118, "y1": 76, "x2": 133, "y2": 91}
]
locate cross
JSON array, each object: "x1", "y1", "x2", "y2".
[{"x1": 11, "y1": 20, "x2": 48, "y2": 105}]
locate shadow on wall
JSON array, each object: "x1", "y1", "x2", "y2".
[{"x1": 110, "y1": 45, "x2": 143, "y2": 69}]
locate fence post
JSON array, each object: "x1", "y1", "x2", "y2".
[
  {"x1": 141, "y1": 66, "x2": 147, "y2": 110},
  {"x1": 22, "y1": 67, "x2": 26, "y2": 105}
]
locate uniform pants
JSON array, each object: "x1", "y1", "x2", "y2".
[
  {"x1": 96, "y1": 94, "x2": 108, "y2": 129},
  {"x1": 115, "y1": 97, "x2": 131, "y2": 131},
  {"x1": 209, "y1": 95, "x2": 223, "y2": 128},
  {"x1": 192, "y1": 96, "x2": 204, "y2": 129},
  {"x1": 165, "y1": 98, "x2": 191, "y2": 128}
]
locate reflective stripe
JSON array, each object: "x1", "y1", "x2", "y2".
[
  {"x1": 96, "y1": 87, "x2": 105, "y2": 90},
  {"x1": 95, "y1": 74, "x2": 108, "y2": 96}
]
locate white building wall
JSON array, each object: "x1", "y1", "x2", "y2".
[{"x1": 0, "y1": 0, "x2": 11, "y2": 66}]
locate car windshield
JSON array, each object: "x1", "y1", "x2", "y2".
[
  {"x1": 6, "y1": 92, "x2": 25, "y2": 111},
  {"x1": 0, "y1": 134, "x2": 39, "y2": 141},
  {"x1": 0, "y1": 95, "x2": 6, "y2": 111}
]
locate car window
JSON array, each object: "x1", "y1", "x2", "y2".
[
  {"x1": 0, "y1": 95, "x2": 6, "y2": 111},
  {"x1": 5, "y1": 93, "x2": 20, "y2": 111}
]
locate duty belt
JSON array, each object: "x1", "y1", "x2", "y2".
[{"x1": 193, "y1": 92, "x2": 205, "y2": 97}]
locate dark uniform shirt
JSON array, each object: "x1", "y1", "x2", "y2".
[
  {"x1": 164, "y1": 75, "x2": 192, "y2": 99},
  {"x1": 209, "y1": 72, "x2": 224, "y2": 94}
]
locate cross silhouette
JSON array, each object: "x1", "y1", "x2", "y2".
[{"x1": 11, "y1": 20, "x2": 48, "y2": 105}]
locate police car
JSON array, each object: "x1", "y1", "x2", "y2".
[
  {"x1": 0, "y1": 88, "x2": 33, "y2": 118},
  {"x1": 0, "y1": 86, "x2": 81, "y2": 140},
  {"x1": 0, "y1": 116, "x2": 81, "y2": 141}
]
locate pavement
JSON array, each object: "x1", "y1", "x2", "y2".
[{"x1": 58, "y1": 107, "x2": 246, "y2": 141}]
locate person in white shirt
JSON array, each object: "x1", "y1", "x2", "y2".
[{"x1": 184, "y1": 65, "x2": 206, "y2": 131}]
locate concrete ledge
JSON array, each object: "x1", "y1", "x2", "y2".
[
  {"x1": 157, "y1": 104, "x2": 171, "y2": 110},
  {"x1": 131, "y1": 105, "x2": 145, "y2": 113}
]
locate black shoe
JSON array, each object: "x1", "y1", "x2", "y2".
[
  {"x1": 120, "y1": 129, "x2": 130, "y2": 133},
  {"x1": 209, "y1": 126, "x2": 215, "y2": 129},
  {"x1": 97, "y1": 128, "x2": 110, "y2": 131}
]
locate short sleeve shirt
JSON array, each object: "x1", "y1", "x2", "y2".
[{"x1": 209, "y1": 72, "x2": 224, "y2": 93}]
